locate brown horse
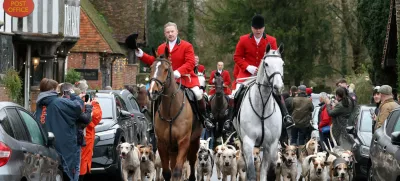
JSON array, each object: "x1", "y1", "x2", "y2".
[
  {"x1": 209, "y1": 72, "x2": 229, "y2": 141},
  {"x1": 148, "y1": 53, "x2": 202, "y2": 181}
]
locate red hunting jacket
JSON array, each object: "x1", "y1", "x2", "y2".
[
  {"x1": 208, "y1": 70, "x2": 232, "y2": 95},
  {"x1": 140, "y1": 38, "x2": 200, "y2": 88},
  {"x1": 234, "y1": 33, "x2": 278, "y2": 83}
]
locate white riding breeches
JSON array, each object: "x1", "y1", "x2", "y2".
[
  {"x1": 231, "y1": 83, "x2": 243, "y2": 97},
  {"x1": 190, "y1": 86, "x2": 203, "y2": 100}
]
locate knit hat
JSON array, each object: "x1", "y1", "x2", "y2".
[
  {"x1": 378, "y1": 85, "x2": 392, "y2": 95},
  {"x1": 251, "y1": 14, "x2": 265, "y2": 29}
]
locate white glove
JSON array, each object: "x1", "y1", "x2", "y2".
[
  {"x1": 246, "y1": 65, "x2": 258, "y2": 75},
  {"x1": 135, "y1": 48, "x2": 144, "y2": 58},
  {"x1": 212, "y1": 78, "x2": 215, "y2": 83},
  {"x1": 173, "y1": 70, "x2": 181, "y2": 79}
]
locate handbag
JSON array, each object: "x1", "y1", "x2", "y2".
[{"x1": 321, "y1": 125, "x2": 331, "y2": 134}]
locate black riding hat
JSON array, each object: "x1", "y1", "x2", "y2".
[{"x1": 252, "y1": 14, "x2": 265, "y2": 29}]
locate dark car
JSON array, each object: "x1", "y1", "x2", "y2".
[
  {"x1": 368, "y1": 107, "x2": 400, "y2": 181},
  {"x1": 90, "y1": 92, "x2": 138, "y2": 180},
  {"x1": 0, "y1": 102, "x2": 62, "y2": 181},
  {"x1": 96, "y1": 89, "x2": 150, "y2": 145},
  {"x1": 341, "y1": 105, "x2": 374, "y2": 180}
]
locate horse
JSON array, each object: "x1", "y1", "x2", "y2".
[
  {"x1": 233, "y1": 43, "x2": 285, "y2": 181},
  {"x1": 148, "y1": 52, "x2": 202, "y2": 181},
  {"x1": 209, "y1": 72, "x2": 230, "y2": 142}
]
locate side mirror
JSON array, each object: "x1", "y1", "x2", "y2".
[
  {"x1": 120, "y1": 110, "x2": 131, "y2": 119},
  {"x1": 391, "y1": 131, "x2": 400, "y2": 146},
  {"x1": 48, "y1": 132, "x2": 55, "y2": 146},
  {"x1": 346, "y1": 126, "x2": 355, "y2": 134}
]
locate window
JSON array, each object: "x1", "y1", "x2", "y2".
[
  {"x1": 0, "y1": 109, "x2": 14, "y2": 138},
  {"x1": 6, "y1": 108, "x2": 30, "y2": 142},
  {"x1": 97, "y1": 97, "x2": 114, "y2": 119},
  {"x1": 128, "y1": 95, "x2": 140, "y2": 111},
  {"x1": 360, "y1": 111, "x2": 373, "y2": 132},
  {"x1": 116, "y1": 96, "x2": 128, "y2": 111},
  {"x1": 386, "y1": 110, "x2": 400, "y2": 136},
  {"x1": 18, "y1": 110, "x2": 44, "y2": 145}
]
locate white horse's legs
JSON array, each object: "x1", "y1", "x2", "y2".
[
  {"x1": 243, "y1": 135, "x2": 256, "y2": 181},
  {"x1": 260, "y1": 141, "x2": 279, "y2": 181}
]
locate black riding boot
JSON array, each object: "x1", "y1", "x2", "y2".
[
  {"x1": 222, "y1": 98, "x2": 235, "y2": 133},
  {"x1": 273, "y1": 93, "x2": 295, "y2": 129},
  {"x1": 198, "y1": 98, "x2": 215, "y2": 130}
]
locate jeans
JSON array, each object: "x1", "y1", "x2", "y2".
[
  {"x1": 290, "y1": 127, "x2": 311, "y2": 146},
  {"x1": 201, "y1": 129, "x2": 214, "y2": 149}
]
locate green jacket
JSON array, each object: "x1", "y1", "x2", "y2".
[{"x1": 292, "y1": 93, "x2": 314, "y2": 128}]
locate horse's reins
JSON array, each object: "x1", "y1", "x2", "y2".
[
  {"x1": 247, "y1": 54, "x2": 283, "y2": 147},
  {"x1": 149, "y1": 59, "x2": 186, "y2": 149}
]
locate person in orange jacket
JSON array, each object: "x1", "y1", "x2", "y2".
[{"x1": 79, "y1": 97, "x2": 102, "y2": 180}]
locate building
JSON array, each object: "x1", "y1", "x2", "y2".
[
  {"x1": 0, "y1": 0, "x2": 81, "y2": 111},
  {"x1": 67, "y1": 0, "x2": 147, "y2": 89}
]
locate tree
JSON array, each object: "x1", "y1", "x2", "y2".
[
  {"x1": 357, "y1": 0, "x2": 391, "y2": 85},
  {"x1": 203, "y1": 0, "x2": 336, "y2": 84},
  {"x1": 65, "y1": 69, "x2": 81, "y2": 84}
]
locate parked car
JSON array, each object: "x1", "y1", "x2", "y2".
[
  {"x1": 97, "y1": 89, "x2": 150, "y2": 145},
  {"x1": 340, "y1": 105, "x2": 374, "y2": 180},
  {"x1": 91, "y1": 92, "x2": 139, "y2": 180},
  {"x1": 369, "y1": 107, "x2": 400, "y2": 181},
  {"x1": 0, "y1": 102, "x2": 61, "y2": 181}
]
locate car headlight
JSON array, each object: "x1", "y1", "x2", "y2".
[
  {"x1": 360, "y1": 145, "x2": 370, "y2": 158},
  {"x1": 95, "y1": 129, "x2": 117, "y2": 139}
]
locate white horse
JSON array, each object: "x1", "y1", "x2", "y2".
[{"x1": 233, "y1": 44, "x2": 285, "y2": 181}]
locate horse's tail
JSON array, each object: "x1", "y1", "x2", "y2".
[{"x1": 223, "y1": 131, "x2": 237, "y2": 146}]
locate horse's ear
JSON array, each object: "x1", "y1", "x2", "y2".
[
  {"x1": 265, "y1": 43, "x2": 271, "y2": 54},
  {"x1": 164, "y1": 46, "x2": 169, "y2": 59},
  {"x1": 278, "y1": 43, "x2": 284, "y2": 54},
  {"x1": 152, "y1": 48, "x2": 157, "y2": 57}
]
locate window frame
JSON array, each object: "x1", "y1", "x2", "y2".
[{"x1": 0, "y1": 108, "x2": 14, "y2": 138}]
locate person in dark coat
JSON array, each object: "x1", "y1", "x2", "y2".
[
  {"x1": 35, "y1": 78, "x2": 87, "y2": 181},
  {"x1": 371, "y1": 86, "x2": 381, "y2": 133}
]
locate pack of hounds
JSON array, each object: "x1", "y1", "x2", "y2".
[{"x1": 117, "y1": 132, "x2": 354, "y2": 181}]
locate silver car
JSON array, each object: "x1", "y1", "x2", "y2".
[{"x1": 0, "y1": 102, "x2": 62, "y2": 181}]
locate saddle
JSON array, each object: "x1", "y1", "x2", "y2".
[
  {"x1": 231, "y1": 79, "x2": 256, "y2": 121},
  {"x1": 182, "y1": 87, "x2": 201, "y2": 122}
]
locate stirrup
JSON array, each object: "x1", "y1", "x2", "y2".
[{"x1": 283, "y1": 115, "x2": 295, "y2": 129}]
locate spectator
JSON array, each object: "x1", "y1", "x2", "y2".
[
  {"x1": 371, "y1": 86, "x2": 381, "y2": 133},
  {"x1": 306, "y1": 87, "x2": 312, "y2": 98},
  {"x1": 336, "y1": 78, "x2": 357, "y2": 102},
  {"x1": 290, "y1": 85, "x2": 314, "y2": 146},
  {"x1": 79, "y1": 92, "x2": 102, "y2": 180},
  {"x1": 325, "y1": 87, "x2": 355, "y2": 146},
  {"x1": 375, "y1": 85, "x2": 399, "y2": 130},
  {"x1": 318, "y1": 92, "x2": 332, "y2": 149},
  {"x1": 35, "y1": 78, "x2": 83, "y2": 181},
  {"x1": 285, "y1": 86, "x2": 298, "y2": 116}
]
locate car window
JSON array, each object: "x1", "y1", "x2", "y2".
[
  {"x1": 116, "y1": 95, "x2": 128, "y2": 111},
  {"x1": 386, "y1": 110, "x2": 400, "y2": 136},
  {"x1": 18, "y1": 110, "x2": 45, "y2": 145},
  {"x1": 97, "y1": 97, "x2": 114, "y2": 119},
  {"x1": 6, "y1": 108, "x2": 30, "y2": 142},
  {"x1": 0, "y1": 109, "x2": 14, "y2": 138},
  {"x1": 128, "y1": 95, "x2": 140, "y2": 111},
  {"x1": 360, "y1": 111, "x2": 373, "y2": 132}
]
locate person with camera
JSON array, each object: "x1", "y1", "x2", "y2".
[{"x1": 35, "y1": 79, "x2": 86, "y2": 181}]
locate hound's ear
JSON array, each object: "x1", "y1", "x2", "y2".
[
  {"x1": 278, "y1": 43, "x2": 284, "y2": 54},
  {"x1": 117, "y1": 144, "x2": 122, "y2": 151},
  {"x1": 283, "y1": 142, "x2": 288, "y2": 148},
  {"x1": 149, "y1": 150, "x2": 155, "y2": 161},
  {"x1": 148, "y1": 144, "x2": 153, "y2": 151},
  {"x1": 207, "y1": 149, "x2": 213, "y2": 156},
  {"x1": 130, "y1": 144, "x2": 135, "y2": 150},
  {"x1": 265, "y1": 43, "x2": 271, "y2": 54},
  {"x1": 308, "y1": 157, "x2": 315, "y2": 165},
  {"x1": 206, "y1": 137, "x2": 212, "y2": 143},
  {"x1": 324, "y1": 161, "x2": 330, "y2": 166}
]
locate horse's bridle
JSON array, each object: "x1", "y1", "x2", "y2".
[
  {"x1": 148, "y1": 60, "x2": 177, "y2": 100},
  {"x1": 261, "y1": 54, "x2": 284, "y2": 87}
]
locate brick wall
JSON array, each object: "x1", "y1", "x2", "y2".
[
  {"x1": 71, "y1": 9, "x2": 112, "y2": 53},
  {"x1": 124, "y1": 64, "x2": 138, "y2": 85},
  {"x1": 0, "y1": 86, "x2": 11, "y2": 102},
  {"x1": 67, "y1": 52, "x2": 103, "y2": 89}
]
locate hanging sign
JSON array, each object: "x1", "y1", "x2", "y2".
[{"x1": 3, "y1": 0, "x2": 35, "y2": 18}]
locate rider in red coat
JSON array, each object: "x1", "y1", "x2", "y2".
[
  {"x1": 195, "y1": 55, "x2": 207, "y2": 91},
  {"x1": 225, "y1": 15, "x2": 294, "y2": 132},
  {"x1": 135, "y1": 22, "x2": 214, "y2": 130},
  {"x1": 208, "y1": 62, "x2": 232, "y2": 96}
]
